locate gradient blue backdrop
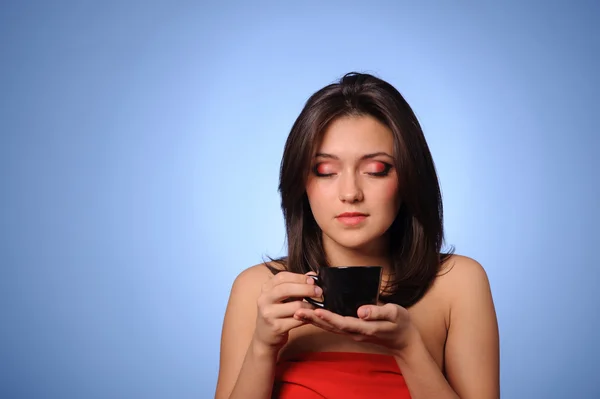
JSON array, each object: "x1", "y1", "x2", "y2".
[{"x1": 1, "y1": 1, "x2": 598, "y2": 398}]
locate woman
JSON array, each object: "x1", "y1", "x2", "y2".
[{"x1": 215, "y1": 72, "x2": 499, "y2": 398}]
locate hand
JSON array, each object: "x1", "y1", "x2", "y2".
[
  {"x1": 294, "y1": 303, "x2": 418, "y2": 354},
  {"x1": 252, "y1": 272, "x2": 322, "y2": 355}
]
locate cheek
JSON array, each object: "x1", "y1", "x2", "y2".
[
  {"x1": 305, "y1": 180, "x2": 325, "y2": 214},
  {"x1": 306, "y1": 179, "x2": 336, "y2": 201},
  {"x1": 375, "y1": 180, "x2": 401, "y2": 214},
  {"x1": 305, "y1": 179, "x2": 318, "y2": 200},
  {"x1": 306, "y1": 180, "x2": 337, "y2": 222},
  {"x1": 381, "y1": 179, "x2": 399, "y2": 201}
]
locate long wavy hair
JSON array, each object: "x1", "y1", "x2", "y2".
[{"x1": 267, "y1": 72, "x2": 453, "y2": 308}]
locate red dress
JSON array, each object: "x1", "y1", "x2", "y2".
[{"x1": 272, "y1": 352, "x2": 411, "y2": 398}]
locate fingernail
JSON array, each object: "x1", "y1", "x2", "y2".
[
  {"x1": 314, "y1": 286, "x2": 323, "y2": 296},
  {"x1": 360, "y1": 308, "x2": 369, "y2": 318},
  {"x1": 306, "y1": 277, "x2": 314, "y2": 284}
]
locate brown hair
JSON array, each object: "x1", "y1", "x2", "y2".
[{"x1": 267, "y1": 72, "x2": 453, "y2": 308}]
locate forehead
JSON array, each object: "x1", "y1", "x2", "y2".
[{"x1": 316, "y1": 115, "x2": 393, "y2": 155}]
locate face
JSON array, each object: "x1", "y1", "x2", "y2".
[{"x1": 306, "y1": 115, "x2": 401, "y2": 252}]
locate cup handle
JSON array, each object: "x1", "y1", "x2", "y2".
[{"x1": 304, "y1": 275, "x2": 324, "y2": 308}]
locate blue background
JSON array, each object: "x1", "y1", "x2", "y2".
[{"x1": 1, "y1": 1, "x2": 598, "y2": 398}]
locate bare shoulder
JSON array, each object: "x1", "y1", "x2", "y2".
[
  {"x1": 229, "y1": 261, "x2": 284, "y2": 299},
  {"x1": 232, "y1": 262, "x2": 276, "y2": 287},
  {"x1": 436, "y1": 254, "x2": 493, "y2": 302}
]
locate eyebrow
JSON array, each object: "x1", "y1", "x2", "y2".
[{"x1": 314, "y1": 152, "x2": 395, "y2": 161}]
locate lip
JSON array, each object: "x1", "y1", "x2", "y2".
[
  {"x1": 336, "y1": 212, "x2": 368, "y2": 226},
  {"x1": 337, "y1": 212, "x2": 368, "y2": 218}
]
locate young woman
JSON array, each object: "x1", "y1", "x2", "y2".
[{"x1": 215, "y1": 72, "x2": 499, "y2": 399}]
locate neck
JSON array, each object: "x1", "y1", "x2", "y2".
[{"x1": 322, "y1": 234, "x2": 392, "y2": 272}]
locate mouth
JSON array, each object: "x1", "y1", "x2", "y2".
[
  {"x1": 336, "y1": 212, "x2": 368, "y2": 226},
  {"x1": 337, "y1": 212, "x2": 368, "y2": 218}
]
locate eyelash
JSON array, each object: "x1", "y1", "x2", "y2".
[{"x1": 312, "y1": 162, "x2": 393, "y2": 178}]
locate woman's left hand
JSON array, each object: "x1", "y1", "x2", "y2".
[{"x1": 294, "y1": 304, "x2": 418, "y2": 354}]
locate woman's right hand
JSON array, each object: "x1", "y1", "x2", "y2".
[{"x1": 251, "y1": 271, "x2": 322, "y2": 355}]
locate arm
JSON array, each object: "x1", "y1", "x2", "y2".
[
  {"x1": 443, "y1": 257, "x2": 500, "y2": 398},
  {"x1": 393, "y1": 326, "x2": 460, "y2": 399},
  {"x1": 214, "y1": 266, "x2": 275, "y2": 399},
  {"x1": 221, "y1": 341, "x2": 279, "y2": 399},
  {"x1": 215, "y1": 266, "x2": 318, "y2": 399},
  {"x1": 395, "y1": 257, "x2": 499, "y2": 398}
]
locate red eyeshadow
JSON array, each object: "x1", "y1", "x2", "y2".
[
  {"x1": 370, "y1": 162, "x2": 386, "y2": 173},
  {"x1": 316, "y1": 163, "x2": 333, "y2": 174}
]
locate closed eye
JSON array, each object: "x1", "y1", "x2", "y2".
[
  {"x1": 312, "y1": 162, "x2": 393, "y2": 177},
  {"x1": 366, "y1": 162, "x2": 393, "y2": 177},
  {"x1": 313, "y1": 163, "x2": 336, "y2": 177}
]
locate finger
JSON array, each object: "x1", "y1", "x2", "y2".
[
  {"x1": 294, "y1": 309, "x2": 339, "y2": 332},
  {"x1": 266, "y1": 282, "x2": 322, "y2": 304},
  {"x1": 274, "y1": 317, "x2": 309, "y2": 335},
  {"x1": 314, "y1": 308, "x2": 385, "y2": 336},
  {"x1": 297, "y1": 310, "x2": 368, "y2": 341},
  {"x1": 297, "y1": 309, "x2": 347, "y2": 332},
  {"x1": 263, "y1": 271, "x2": 315, "y2": 291},
  {"x1": 357, "y1": 303, "x2": 401, "y2": 321},
  {"x1": 261, "y1": 300, "x2": 315, "y2": 320}
]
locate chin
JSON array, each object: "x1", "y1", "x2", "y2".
[{"x1": 327, "y1": 231, "x2": 383, "y2": 251}]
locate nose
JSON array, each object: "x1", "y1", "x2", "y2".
[{"x1": 338, "y1": 172, "x2": 364, "y2": 203}]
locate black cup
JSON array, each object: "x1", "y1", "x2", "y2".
[{"x1": 304, "y1": 266, "x2": 382, "y2": 317}]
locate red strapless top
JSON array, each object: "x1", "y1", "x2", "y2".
[{"x1": 272, "y1": 351, "x2": 411, "y2": 398}]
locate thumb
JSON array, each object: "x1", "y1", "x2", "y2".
[
  {"x1": 357, "y1": 305, "x2": 377, "y2": 320},
  {"x1": 304, "y1": 271, "x2": 318, "y2": 286},
  {"x1": 358, "y1": 304, "x2": 398, "y2": 321}
]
